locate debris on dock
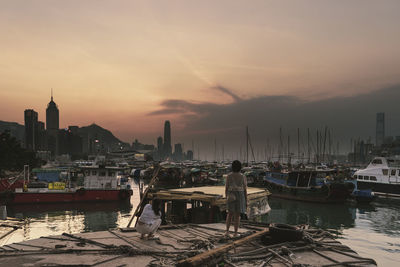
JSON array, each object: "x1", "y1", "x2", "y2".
[{"x1": 0, "y1": 222, "x2": 376, "y2": 266}]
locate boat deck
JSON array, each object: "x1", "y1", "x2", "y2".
[{"x1": 0, "y1": 222, "x2": 376, "y2": 266}]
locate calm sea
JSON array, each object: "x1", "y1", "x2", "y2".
[{"x1": 1, "y1": 184, "x2": 399, "y2": 266}]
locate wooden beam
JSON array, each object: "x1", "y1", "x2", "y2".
[
  {"x1": 176, "y1": 228, "x2": 269, "y2": 267},
  {"x1": 126, "y1": 165, "x2": 160, "y2": 228}
]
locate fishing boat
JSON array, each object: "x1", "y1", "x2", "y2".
[
  {"x1": 0, "y1": 166, "x2": 133, "y2": 205},
  {"x1": 264, "y1": 169, "x2": 354, "y2": 203},
  {"x1": 353, "y1": 157, "x2": 400, "y2": 197}
]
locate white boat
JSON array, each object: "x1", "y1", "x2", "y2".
[{"x1": 353, "y1": 157, "x2": 400, "y2": 196}]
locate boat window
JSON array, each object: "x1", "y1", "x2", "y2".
[
  {"x1": 391, "y1": 169, "x2": 396, "y2": 176},
  {"x1": 372, "y1": 159, "x2": 383, "y2": 164},
  {"x1": 364, "y1": 176, "x2": 370, "y2": 180},
  {"x1": 353, "y1": 175, "x2": 358, "y2": 179},
  {"x1": 370, "y1": 176, "x2": 377, "y2": 181},
  {"x1": 91, "y1": 171, "x2": 97, "y2": 175},
  {"x1": 85, "y1": 171, "x2": 90, "y2": 176},
  {"x1": 99, "y1": 171, "x2": 106, "y2": 176},
  {"x1": 382, "y1": 169, "x2": 388, "y2": 175},
  {"x1": 109, "y1": 172, "x2": 115, "y2": 177}
]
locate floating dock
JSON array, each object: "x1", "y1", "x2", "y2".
[{"x1": 0, "y1": 222, "x2": 376, "y2": 266}]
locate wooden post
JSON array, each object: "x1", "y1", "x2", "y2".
[
  {"x1": 176, "y1": 228, "x2": 269, "y2": 267},
  {"x1": 126, "y1": 165, "x2": 161, "y2": 228}
]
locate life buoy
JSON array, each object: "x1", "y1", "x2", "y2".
[{"x1": 269, "y1": 223, "x2": 304, "y2": 242}]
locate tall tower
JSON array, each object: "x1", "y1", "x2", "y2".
[
  {"x1": 46, "y1": 90, "x2": 59, "y2": 131},
  {"x1": 157, "y1": 136, "x2": 163, "y2": 159},
  {"x1": 46, "y1": 90, "x2": 59, "y2": 156},
  {"x1": 24, "y1": 109, "x2": 38, "y2": 150},
  {"x1": 376, "y1": 112, "x2": 385, "y2": 147},
  {"x1": 163, "y1": 121, "x2": 172, "y2": 157}
]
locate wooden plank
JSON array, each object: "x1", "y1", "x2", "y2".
[
  {"x1": 126, "y1": 165, "x2": 160, "y2": 228},
  {"x1": 168, "y1": 186, "x2": 268, "y2": 196},
  {"x1": 176, "y1": 228, "x2": 269, "y2": 267}
]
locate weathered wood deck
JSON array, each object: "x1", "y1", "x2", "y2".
[{"x1": 0, "y1": 222, "x2": 376, "y2": 267}]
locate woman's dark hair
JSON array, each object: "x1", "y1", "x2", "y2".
[
  {"x1": 232, "y1": 160, "x2": 242, "y2": 173},
  {"x1": 152, "y1": 198, "x2": 161, "y2": 215}
]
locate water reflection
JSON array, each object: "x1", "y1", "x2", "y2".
[
  {"x1": 2, "y1": 194, "x2": 136, "y2": 246},
  {"x1": 1, "y1": 188, "x2": 399, "y2": 266},
  {"x1": 260, "y1": 197, "x2": 400, "y2": 266},
  {"x1": 363, "y1": 198, "x2": 400, "y2": 237},
  {"x1": 263, "y1": 198, "x2": 356, "y2": 229}
]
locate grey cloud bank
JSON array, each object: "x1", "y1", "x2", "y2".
[{"x1": 149, "y1": 85, "x2": 400, "y2": 159}]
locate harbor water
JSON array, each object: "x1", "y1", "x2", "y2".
[{"x1": 1, "y1": 184, "x2": 399, "y2": 266}]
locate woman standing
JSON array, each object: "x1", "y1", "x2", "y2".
[
  {"x1": 225, "y1": 160, "x2": 247, "y2": 236},
  {"x1": 136, "y1": 199, "x2": 162, "y2": 240}
]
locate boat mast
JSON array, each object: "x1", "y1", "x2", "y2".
[
  {"x1": 316, "y1": 130, "x2": 319, "y2": 163},
  {"x1": 246, "y1": 126, "x2": 249, "y2": 165},
  {"x1": 322, "y1": 126, "x2": 327, "y2": 163},
  {"x1": 328, "y1": 129, "x2": 332, "y2": 163},
  {"x1": 288, "y1": 135, "x2": 291, "y2": 165},
  {"x1": 307, "y1": 128, "x2": 310, "y2": 163},
  {"x1": 297, "y1": 128, "x2": 300, "y2": 162},
  {"x1": 214, "y1": 138, "x2": 217, "y2": 162},
  {"x1": 279, "y1": 127, "x2": 283, "y2": 162}
]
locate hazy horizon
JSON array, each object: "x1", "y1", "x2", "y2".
[{"x1": 1, "y1": 1, "x2": 400, "y2": 159}]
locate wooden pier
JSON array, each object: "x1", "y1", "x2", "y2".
[{"x1": 0, "y1": 222, "x2": 376, "y2": 266}]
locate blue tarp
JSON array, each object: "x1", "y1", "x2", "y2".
[{"x1": 36, "y1": 171, "x2": 60, "y2": 182}]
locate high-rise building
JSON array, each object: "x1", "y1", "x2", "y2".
[
  {"x1": 157, "y1": 136, "x2": 163, "y2": 158},
  {"x1": 157, "y1": 136, "x2": 163, "y2": 151},
  {"x1": 46, "y1": 92, "x2": 59, "y2": 156},
  {"x1": 186, "y1": 150, "x2": 194, "y2": 161},
  {"x1": 376, "y1": 112, "x2": 385, "y2": 147},
  {"x1": 174, "y1": 143, "x2": 183, "y2": 161},
  {"x1": 163, "y1": 121, "x2": 172, "y2": 157},
  {"x1": 57, "y1": 127, "x2": 83, "y2": 157},
  {"x1": 37, "y1": 121, "x2": 46, "y2": 150},
  {"x1": 46, "y1": 93, "x2": 59, "y2": 131},
  {"x1": 24, "y1": 109, "x2": 38, "y2": 150}
]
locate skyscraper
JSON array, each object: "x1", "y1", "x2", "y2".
[
  {"x1": 174, "y1": 143, "x2": 183, "y2": 161},
  {"x1": 24, "y1": 109, "x2": 38, "y2": 150},
  {"x1": 46, "y1": 92, "x2": 59, "y2": 131},
  {"x1": 157, "y1": 136, "x2": 163, "y2": 159},
  {"x1": 376, "y1": 112, "x2": 385, "y2": 147},
  {"x1": 163, "y1": 120, "x2": 172, "y2": 157},
  {"x1": 46, "y1": 92, "x2": 59, "y2": 156}
]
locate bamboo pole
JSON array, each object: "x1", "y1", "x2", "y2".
[
  {"x1": 0, "y1": 228, "x2": 18, "y2": 242},
  {"x1": 176, "y1": 228, "x2": 269, "y2": 267},
  {"x1": 126, "y1": 165, "x2": 161, "y2": 228}
]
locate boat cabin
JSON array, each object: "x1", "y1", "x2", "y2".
[
  {"x1": 265, "y1": 170, "x2": 335, "y2": 188},
  {"x1": 81, "y1": 166, "x2": 129, "y2": 189},
  {"x1": 354, "y1": 157, "x2": 400, "y2": 184}
]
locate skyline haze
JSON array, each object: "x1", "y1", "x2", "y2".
[{"x1": 1, "y1": 1, "x2": 400, "y2": 159}]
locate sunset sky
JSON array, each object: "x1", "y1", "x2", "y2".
[{"x1": 1, "y1": 1, "x2": 400, "y2": 158}]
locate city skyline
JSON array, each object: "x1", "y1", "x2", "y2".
[{"x1": 1, "y1": 1, "x2": 400, "y2": 158}]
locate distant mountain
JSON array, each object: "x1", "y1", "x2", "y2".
[
  {"x1": 77, "y1": 123, "x2": 130, "y2": 150},
  {"x1": 0, "y1": 120, "x2": 24, "y2": 142},
  {"x1": 0, "y1": 121, "x2": 130, "y2": 151}
]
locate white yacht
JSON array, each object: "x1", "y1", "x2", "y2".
[{"x1": 353, "y1": 157, "x2": 400, "y2": 196}]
